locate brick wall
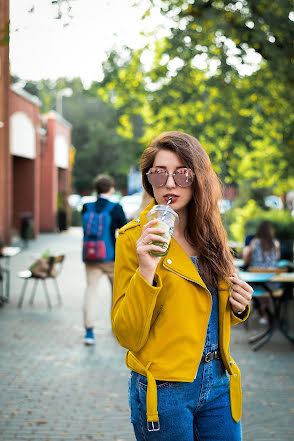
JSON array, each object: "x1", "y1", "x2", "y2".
[{"x1": 0, "y1": 0, "x2": 11, "y2": 244}]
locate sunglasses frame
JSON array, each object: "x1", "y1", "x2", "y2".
[{"x1": 146, "y1": 167, "x2": 195, "y2": 188}]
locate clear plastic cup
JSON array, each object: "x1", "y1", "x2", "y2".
[{"x1": 147, "y1": 205, "x2": 179, "y2": 256}]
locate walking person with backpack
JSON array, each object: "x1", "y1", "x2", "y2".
[{"x1": 82, "y1": 175, "x2": 127, "y2": 345}]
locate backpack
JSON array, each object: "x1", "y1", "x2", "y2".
[{"x1": 82, "y1": 201, "x2": 115, "y2": 263}]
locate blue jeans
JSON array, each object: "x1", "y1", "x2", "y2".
[{"x1": 128, "y1": 355, "x2": 242, "y2": 441}]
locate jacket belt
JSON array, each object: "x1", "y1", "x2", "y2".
[
  {"x1": 126, "y1": 351, "x2": 159, "y2": 424},
  {"x1": 126, "y1": 350, "x2": 237, "y2": 428},
  {"x1": 201, "y1": 349, "x2": 220, "y2": 363}
]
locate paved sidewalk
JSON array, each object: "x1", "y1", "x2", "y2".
[{"x1": 0, "y1": 228, "x2": 293, "y2": 441}]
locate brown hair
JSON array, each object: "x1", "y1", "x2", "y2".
[
  {"x1": 140, "y1": 131, "x2": 234, "y2": 286},
  {"x1": 255, "y1": 221, "x2": 275, "y2": 253},
  {"x1": 94, "y1": 174, "x2": 114, "y2": 195}
]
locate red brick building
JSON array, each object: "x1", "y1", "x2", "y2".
[
  {"x1": 0, "y1": 0, "x2": 10, "y2": 244},
  {"x1": 9, "y1": 87, "x2": 42, "y2": 238},
  {"x1": 39, "y1": 111, "x2": 72, "y2": 232},
  {"x1": 0, "y1": 86, "x2": 72, "y2": 245}
]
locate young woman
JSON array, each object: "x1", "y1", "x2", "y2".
[
  {"x1": 112, "y1": 131, "x2": 253, "y2": 441},
  {"x1": 242, "y1": 220, "x2": 281, "y2": 324},
  {"x1": 242, "y1": 220, "x2": 280, "y2": 269}
]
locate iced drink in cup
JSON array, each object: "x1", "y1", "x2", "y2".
[{"x1": 147, "y1": 204, "x2": 179, "y2": 256}]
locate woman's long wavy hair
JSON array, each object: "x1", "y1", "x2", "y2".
[
  {"x1": 255, "y1": 221, "x2": 275, "y2": 253},
  {"x1": 140, "y1": 131, "x2": 234, "y2": 287}
]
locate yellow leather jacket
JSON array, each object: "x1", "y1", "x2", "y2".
[{"x1": 112, "y1": 200, "x2": 249, "y2": 426}]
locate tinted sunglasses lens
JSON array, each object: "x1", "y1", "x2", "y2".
[
  {"x1": 147, "y1": 171, "x2": 167, "y2": 187},
  {"x1": 174, "y1": 169, "x2": 194, "y2": 187}
]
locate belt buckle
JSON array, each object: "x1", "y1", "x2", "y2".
[
  {"x1": 204, "y1": 352, "x2": 212, "y2": 363},
  {"x1": 204, "y1": 350, "x2": 219, "y2": 363},
  {"x1": 147, "y1": 421, "x2": 160, "y2": 432}
]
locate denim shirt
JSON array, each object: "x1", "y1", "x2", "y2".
[{"x1": 190, "y1": 257, "x2": 219, "y2": 350}]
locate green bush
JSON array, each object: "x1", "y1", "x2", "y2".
[
  {"x1": 222, "y1": 200, "x2": 294, "y2": 242},
  {"x1": 71, "y1": 208, "x2": 82, "y2": 227},
  {"x1": 244, "y1": 210, "x2": 294, "y2": 241}
]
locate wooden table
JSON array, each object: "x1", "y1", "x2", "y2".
[
  {"x1": 239, "y1": 271, "x2": 294, "y2": 350},
  {"x1": 271, "y1": 272, "x2": 294, "y2": 283},
  {"x1": 0, "y1": 247, "x2": 21, "y2": 304}
]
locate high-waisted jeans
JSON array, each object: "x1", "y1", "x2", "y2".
[{"x1": 128, "y1": 348, "x2": 242, "y2": 441}]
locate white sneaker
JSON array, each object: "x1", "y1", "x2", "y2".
[{"x1": 259, "y1": 317, "x2": 268, "y2": 325}]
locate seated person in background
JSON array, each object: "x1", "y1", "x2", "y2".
[
  {"x1": 242, "y1": 220, "x2": 280, "y2": 324},
  {"x1": 244, "y1": 233, "x2": 255, "y2": 247},
  {"x1": 242, "y1": 220, "x2": 280, "y2": 269}
]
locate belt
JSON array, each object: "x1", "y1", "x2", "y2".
[
  {"x1": 127, "y1": 348, "x2": 221, "y2": 433},
  {"x1": 202, "y1": 349, "x2": 220, "y2": 363},
  {"x1": 126, "y1": 352, "x2": 159, "y2": 431}
]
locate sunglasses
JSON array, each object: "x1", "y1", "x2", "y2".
[{"x1": 146, "y1": 167, "x2": 194, "y2": 188}]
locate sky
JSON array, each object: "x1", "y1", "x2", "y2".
[
  {"x1": 10, "y1": 0, "x2": 168, "y2": 87},
  {"x1": 10, "y1": 0, "x2": 266, "y2": 88}
]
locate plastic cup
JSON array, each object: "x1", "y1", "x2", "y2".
[{"x1": 147, "y1": 205, "x2": 179, "y2": 256}]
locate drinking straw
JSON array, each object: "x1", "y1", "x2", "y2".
[{"x1": 162, "y1": 196, "x2": 172, "y2": 220}]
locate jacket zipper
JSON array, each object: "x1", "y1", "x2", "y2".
[{"x1": 163, "y1": 264, "x2": 213, "y2": 379}]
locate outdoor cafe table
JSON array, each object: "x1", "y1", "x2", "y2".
[
  {"x1": 233, "y1": 259, "x2": 245, "y2": 268},
  {"x1": 233, "y1": 258, "x2": 293, "y2": 270},
  {"x1": 0, "y1": 246, "x2": 21, "y2": 304},
  {"x1": 238, "y1": 270, "x2": 294, "y2": 350}
]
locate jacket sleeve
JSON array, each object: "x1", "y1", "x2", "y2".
[
  {"x1": 230, "y1": 304, "x2": 250, "y2": 326},
  {"x1": 111, "y1": 231, "x2": 162, "y2": 352}
]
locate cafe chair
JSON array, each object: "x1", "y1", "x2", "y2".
[{"x1": 17, "y1": 255, "x2": 65, "y2": 309}]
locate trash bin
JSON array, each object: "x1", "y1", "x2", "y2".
[
  {"x1": 57, "y1": 210, "x2": 67, "y2": 231},
  {"x1": 20, "y1": 212, "x2": 33, "y2": 248}
]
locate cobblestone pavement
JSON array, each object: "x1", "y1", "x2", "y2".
[{"x1": 0, "y1": 228, "x2": 293, "y2": 441}]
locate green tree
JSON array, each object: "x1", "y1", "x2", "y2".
[
  {"x1": 139, "y1": 0, "x2": 294, "y2": 196},
  {"x1": 145, "y1": 0, "x2": 294, "y2": 84},
  {"x1": 13, "y1": 76, "x2": 143, "y2": 192}
]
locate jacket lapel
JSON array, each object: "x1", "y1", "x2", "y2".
[{"x1": 162, "y1": 239, "x2": 208, "y2": 290}]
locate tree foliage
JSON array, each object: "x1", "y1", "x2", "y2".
[
  {"x1": 13, "y1": 75, "x2": 142, "y2": 193},
  {"x1": 16, "y1": 0, "x2": 294, "y2": 201},
  {"x1": 145, "y1": 0, "x2": 294, "y2": 84},
  {"x1": 136, "y1": 0, "x2": 294, "y2": 195}
]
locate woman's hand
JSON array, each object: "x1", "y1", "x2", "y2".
[
  {"x1": 229, "y1": 272, "x2": 253, "y2": 315},
  {"x1": 136, "y1": 219, "x2": 168, "y2": 285}
]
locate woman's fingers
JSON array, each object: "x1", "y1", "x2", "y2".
[
  {"x1": 145, "y1": 227, "x2": 168, "y2": 236},
  {"x1": 138, "y1": 220, "x2": 169, "y2": 250},
  {"x1": 230, "y1": 282, "x2": 252, "y2": 301},
  {"x1": 230, "y1": 276, "x2": 253, "y2": 296},
  {"x1": 137, "y1": 235, "x2": 167, "y2": 252},
  {"x1": 136, "y1": 241, "x2": 166, "y2": 256},
  {"x1": 229, "y1": 291, "x2": 248, "y2": 307},
  {"x1": 144, "y1": 233, "x2": 168, "y2": 244},
  {"x1": 143, "y1": 243, "x2": 166, "y2": 253},
  {"x1": 229, "y1": 296, "x2": 246, "y2": 313},
  {"x1": 229, "y1": 273, "x2": 253, "y2": 314},
  {"x1": 142, "y1": 219, "x2": 160, "y2": 231}
]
